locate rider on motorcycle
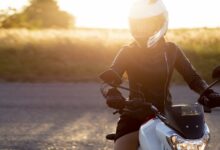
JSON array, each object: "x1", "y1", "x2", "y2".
[{"x1": 99, "y1": 0, "x2": 220, "y2": 149}]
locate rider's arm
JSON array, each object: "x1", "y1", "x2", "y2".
[
  {"x1": 173, "y1": 45, "x2": 220, "y2": 108},
  {"x1": 110, "y1": 46, "x2": 128, "y2": 77},
  {"x1": 99, "y1": 47, "x2": 129, "y2": 109},
  {"x1": 174, "y1": 45, "x2": 209, "y2": 94},
  {"x1": 99, "y1": 46, "x2": 128, "y2": 84}
]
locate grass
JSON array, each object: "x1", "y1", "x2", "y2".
[
  {"x1": 0, "y1": 28, "x2": 219, "y2": 83},
  {"x1": 167, "y1": 28, "x2": 220, "y2": 83}
]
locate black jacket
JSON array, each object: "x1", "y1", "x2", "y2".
[{"x1": 103, "y1": 39, "x2": 208, "y2": 112}]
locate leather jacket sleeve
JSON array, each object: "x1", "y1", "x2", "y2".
[
  {"x1": 174, "y1": 45, "x2": 209, "y2": 94},
  {"x1": 110, "y1": 47, "x2": 128, "y2": 77},
  {"x1": 99, "y1": 46, "x2": 128, "y2": 85}
]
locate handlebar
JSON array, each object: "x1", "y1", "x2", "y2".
[
  {"x1": 118, "y1": 100, "x2": 167, "y2": 123},
  {"x1": 101, "y1": 83, "x2": 167, "y2": 122}
]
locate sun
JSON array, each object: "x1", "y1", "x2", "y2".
[{"x1": 58, "y1": 0, "x2": 134, "y2": 29}]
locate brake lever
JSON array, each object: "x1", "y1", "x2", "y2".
[{"x1": 113, "y1": 109, "x2": 124, "y2": 115}]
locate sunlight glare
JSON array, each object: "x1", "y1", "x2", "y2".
[
  {"x1": 59, "y1": 0, "x2": 220, "y2": 29},
  {"x1": 1, "y1": 0, "x2": 220, "y2": 29},
  {"x1": 0, "y1": 0, "x2": 29, "y2": 11},
  {"x1": 58, "y1": 0, "x2": 134, "y2": 29},
  {"x1": 164, "y1": 0, "x2": 220, "y2": 28}
]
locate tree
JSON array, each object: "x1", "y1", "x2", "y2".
[
  {"x1": 0, "y1": 8, "x2": 17, "y2": 26},
  {"x1": 1, "y1": 0, "x2": 75, "y2": 29}
]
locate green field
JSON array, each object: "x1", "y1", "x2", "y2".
[{"x1": 0, "y1": 28, "x2": 219, "y2": 83}]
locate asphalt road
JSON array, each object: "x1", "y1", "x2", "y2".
[{"x1": 0, "y1": 83, "x2": 220, "y2": 150}]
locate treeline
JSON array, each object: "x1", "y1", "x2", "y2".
[{"x1": 0, "y1": 0, "x2": 75, "y2": 29}]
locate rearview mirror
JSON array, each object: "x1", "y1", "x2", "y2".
[{"x1": 212, "y1": 66, "x2": 220, "y2": 79}]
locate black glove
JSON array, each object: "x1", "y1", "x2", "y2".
[
  {"x1": 123, "y1": 99, "x2": 154, "y2": 121},
  {"x1": 199, "y1": 89, "x2": 220, "y2": 109},
  {"x1": 105, "y1": 88, "x2": 125, "y2": 110}
]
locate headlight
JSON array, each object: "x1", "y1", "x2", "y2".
[{"x1": 167, "y1": 133, "x2": 210, "y2": 150}]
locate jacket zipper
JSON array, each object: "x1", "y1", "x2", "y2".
[{"x1": 164, "y1": 51, "x2": 170, "y2": 107}]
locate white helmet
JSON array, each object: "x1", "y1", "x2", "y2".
[{"x1": 129, "y1": 0, "x2": 168, "y2": 48}]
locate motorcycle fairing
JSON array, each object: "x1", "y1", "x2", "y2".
[{"x1": 165, "y1": 104, "x2": 205, "y2": 139}]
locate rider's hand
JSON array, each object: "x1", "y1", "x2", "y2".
[
  {"x1": 106, "y1": 88, "x2": 125, "y2": 110},
  {"x1": 199, "y1": 89, "x2": 220, "y2": 108}
]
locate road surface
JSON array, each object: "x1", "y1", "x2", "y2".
[{"x1": 0, "y1": 83, "x2": 220, "y2": 150}]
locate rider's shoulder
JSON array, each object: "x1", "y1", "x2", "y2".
[
  {"x1": 122, "y1": 42, "x2": 137, "y2": 50},
  {"x1": 165, "y1": 41, "x2": 179, "y2": 49},
  {"x1": 118, "y1": 42, "x2": 137, "y2": 54},
  {"x1": 165, "y1": 41, "x2": 182, "y2": 53}
]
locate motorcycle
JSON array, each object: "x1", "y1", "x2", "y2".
[{"x1": 100, "y1": 66, "x2": 220, "y2": 150}]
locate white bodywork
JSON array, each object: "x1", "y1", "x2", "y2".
[
  {"x1": 138, "y1": 117, "x2": 210, "y2": 150},
  {"x1": 138, "y1": 118, "x2": 172, "y2": 150}
]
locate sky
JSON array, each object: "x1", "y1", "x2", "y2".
[{"x1": 0, "y1": 0, "x2": 220, "y2": 29}]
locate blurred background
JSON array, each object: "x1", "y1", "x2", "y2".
[
  {"x1": 0, "y1": 0, "x2": 219, "y2": 83},
  {"x1": 0, "y1": 1, "x2": 220, "y2": 149}
]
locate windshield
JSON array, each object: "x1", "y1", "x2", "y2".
[
  {"x1": 165, "y1": 104, "x2": 205, "y2": 139},
  {"x1": 180, "y1": 104, "x2": 203, "y2": 116}
]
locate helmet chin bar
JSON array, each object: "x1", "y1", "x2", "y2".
[{"x1": 146, "y1": 21, "x2": 168, "y2": 48}]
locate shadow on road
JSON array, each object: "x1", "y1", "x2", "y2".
[{"x1": 0, "y1": 83, "x2": 219, "y2": 149}]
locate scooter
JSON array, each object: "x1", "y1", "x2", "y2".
[{"x1": 100, "y1": 66, "x2": 220, "y2": 150}]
